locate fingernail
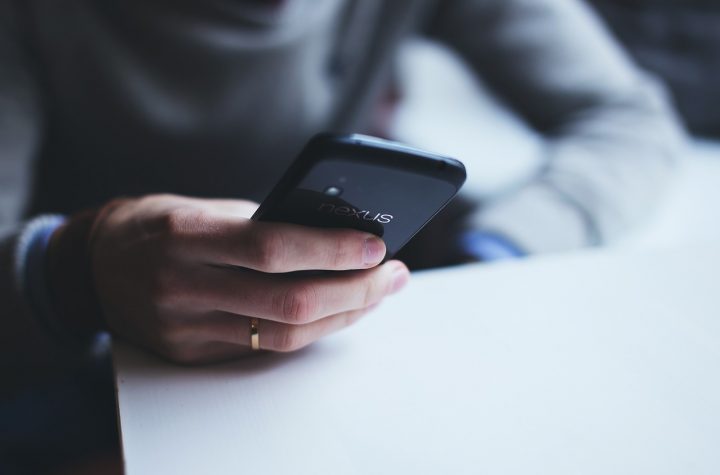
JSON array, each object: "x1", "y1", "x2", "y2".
[
  {"x1": 363, "y1": 237, "x2": 385, "y2": 266},
  {"x1": 389, "y1": 266, "x2": 410, "y2": 294}
]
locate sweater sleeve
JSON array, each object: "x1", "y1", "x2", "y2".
[{"x1": 425, "y1": 0, "x2": 686, "y2": 253}]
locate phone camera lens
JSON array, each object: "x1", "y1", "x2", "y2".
[{"x1": 323, "y1": 186, "x2": 343, "y2": 197}]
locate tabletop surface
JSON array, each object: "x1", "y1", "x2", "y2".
[{"x1": 115, "y1": 245, "x2": 720, "y2": 475}]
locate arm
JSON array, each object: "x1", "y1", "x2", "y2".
[
  {"x1": 1, "y1": 5, "x2": 410, "y2": 391},
  {"x1": 426, "y1": 0, "x2": 686, "y2": 252}
]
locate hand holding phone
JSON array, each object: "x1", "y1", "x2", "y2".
[
  {"x1": 84, "y1": 134, "x2": 462, "y2": 362},
  {"x1": 87, "y1": 194, "x2": 410, "y2": 362}
]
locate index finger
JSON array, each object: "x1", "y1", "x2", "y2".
[{"x1": 177, "y1": 212, "x2": 387, "y2": 272}]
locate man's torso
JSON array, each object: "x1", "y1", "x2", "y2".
[{"x1": 14, "y1": 0, "x2": 432, "y2": 214}]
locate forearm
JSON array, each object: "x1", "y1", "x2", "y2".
[
  {"x1": 428, "y1": 0, "x2": 687, "y2": 252},
  {"x1": 473, "y1": 89, "x2": 683, "y2": 252},
  {"x1": 472, "y1": 74, "x2": 685, "y2": 252}
]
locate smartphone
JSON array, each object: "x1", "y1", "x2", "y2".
[{"x1": 252, "y1": 133, "x2": 466, "y2": 259}]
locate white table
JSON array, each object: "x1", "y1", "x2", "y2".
[
  {"x1": 115, "y1": 245, "x2": 720, "y2": 475},
  {"x1": 115, "y1": 43, "x2": 720, "y2": 472}
]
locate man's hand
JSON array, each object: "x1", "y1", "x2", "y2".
[{"x1": 89, "y1": 194, "x2": 409, "y2": 363}]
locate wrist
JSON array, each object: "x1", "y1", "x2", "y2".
[{"x1": 45, "y1": 208, "x2": 107, "y2": 342}]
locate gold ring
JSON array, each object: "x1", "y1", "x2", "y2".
[{"x1": 250, "y1": 318, "x2": 260, "y2": 351}]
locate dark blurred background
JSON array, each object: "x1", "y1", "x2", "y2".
[{"x1": 589, "y1": 0, "x2": 720, "y2": 137}]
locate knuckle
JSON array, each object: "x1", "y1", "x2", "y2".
[
  {"x1": 274, "y1": 284, "x2": 319, "y2": 324},
  {"x1": 273, "y1": 326, "x2": 305, "y2": 352},
  {"x1": 328, "y1": 234, "x2": 353, "y2": 269},
  {"x1": 361, "y1": 274, "x2": 382, "y2": 308},
  {"x1": 246, "y1": 227, "x2": 286, "y2": 272},
  {"x1": 158, "y1": 208, "x2": 189, "y2": 236},
  {"x1": 157, "y1": 207, "x2": 207, "y2": 238}
]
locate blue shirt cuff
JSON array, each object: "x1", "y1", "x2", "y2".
[
  {"x1": 458, "y1": 230, "x2": 526, "y2": 262},
  {"x1": 15, "y1": 215, "x2": 67, "y2": 338},
  {"x1": 15, "y1": 215, "x2": 112, "y2": 356}
]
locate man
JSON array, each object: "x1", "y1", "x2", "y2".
[{"x1": 1, "y1": 0, "x2": 683, "y2": 470}]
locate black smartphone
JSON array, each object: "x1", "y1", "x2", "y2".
[{"x1": 252, "y1": 133, "x2": 466, "y2": 259}]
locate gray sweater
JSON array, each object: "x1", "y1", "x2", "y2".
[{"x1": 0, "y1": 0, "x2": 684, "y2": 380}]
